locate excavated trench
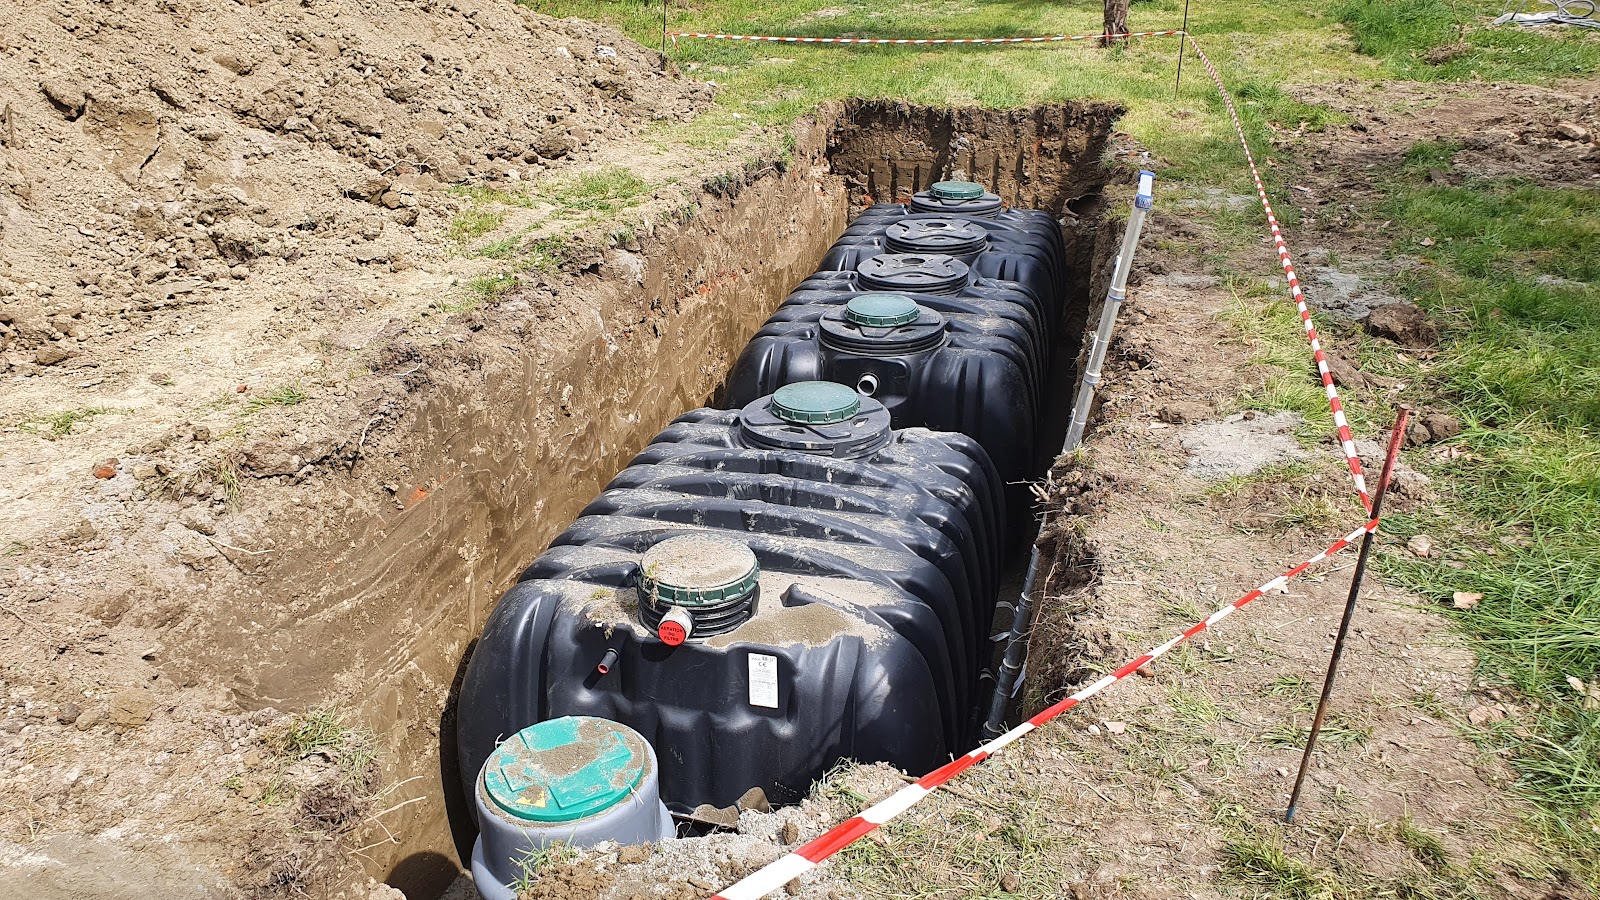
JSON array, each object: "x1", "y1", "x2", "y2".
[{"x1": 221, "y1": 99, "x2": 1121, "y2": 896}]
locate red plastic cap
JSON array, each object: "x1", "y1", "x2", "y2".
[{"x1": 658, "y1": 620, "x2": 686, "y2": 646}]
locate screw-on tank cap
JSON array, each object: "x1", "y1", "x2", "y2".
[
  {"x1": 637, "y1": 534, "x2": 760, "y2": 607},
  {"x1": 845, "y1": 293, "x2": 922, "y2": 327},
  {"x1": 769, "y1": 381, "x2": 861, "y2": 424},
  {"x1": 930, "y1": 180, "x2": 986, "y2": 200},
  {"x1": 481, "y1": 716, "x2": 648, "y2": 824}
]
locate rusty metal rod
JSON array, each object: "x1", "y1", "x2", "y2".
[{"x1": 1285, "y1": 406, "x2": 1411, "y2": 823}]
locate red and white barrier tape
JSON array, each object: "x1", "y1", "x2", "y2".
[
  {"x1": 710, "y1": 518, "x2": 1379, "y2": 900},
  {"x1": 1178, "y1": 35, "x2": 1372, "y2": 511},
  {"x1": 668, "y1": 29, "x2": 1184, "y2": 46}
]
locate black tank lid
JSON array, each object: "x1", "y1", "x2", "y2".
[
  {"x1": 856, "y1": 253, "x2": 969, "y2": 296},
  {"x1": 909, "y1": 181, "x2": 1005, "y2": 217},
  {"x1": 737, "y1": 382, "x2": 893, "y2": 458},
  {"x1": 819, "y1": 294, "x2": 946, "y2": 356},
  {"x1": 884, "y1": 217, "x2": 990, "y2": 258}
]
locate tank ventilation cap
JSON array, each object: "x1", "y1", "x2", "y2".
[
  {"x1": 638, "y1": 535, "x2": 760, "y2": 608},
  {"x1": 770, "y1": 381, "x2": 861, "y2": 425},
  {"x1": 845, "y1": 293, "x2": 922, "y2": 328},
  {"x1": 930, "y1": 180, "x2": 986, "y2": 200},
  {"x1": 482, "y1": 716, "x2": 647, "y2": 823}
]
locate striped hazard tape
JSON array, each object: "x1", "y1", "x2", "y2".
[
  {"x1": 710, "y1": 518, "x2": 1380, "y2": 900},
  {"x1": 1179, "y1": 34, "x2": 1372, "y2": 510},
  {"x1": 668, "y1": 29, "x2": 1185, "y2": 46}
]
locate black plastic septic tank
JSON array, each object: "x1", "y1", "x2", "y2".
[
  {"x1": 727, "y1": 293, "x2": 1039, "y2": 505},
  {"x1": 842, "y1": 180, "x2": 1067, "y2": 307},
  {"x1": 794, "y1": 253, "x2": 1057, "y2": 351},
  {"x1": 455, "y1": 384, "x2": 1005, "y2": 814},
  {"x1": 820, "y1": 215, "x2": 1063, "y2": 319}
]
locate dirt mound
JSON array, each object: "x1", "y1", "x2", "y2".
[{"x1": 0, "y1": 0, "x2": 703, "y2": 372}]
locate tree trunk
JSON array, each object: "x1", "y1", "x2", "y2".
[{"x1": 1102, "y1": 0, "x2": 1129, "y2": 47}]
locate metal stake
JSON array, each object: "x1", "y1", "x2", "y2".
[
  {"x1": 1285, "y1": 406, "x2": 1411, "y2": 823},
  {"x1": 982, "y1": 171, "x2": 1156, "y2": 738},
  {"x1": 1173, "y1": 0, "x2": 1191, "y2": 100}
]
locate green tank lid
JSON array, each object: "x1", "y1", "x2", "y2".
[
  {"x1": 769, "y1": 381, "x2": 861, "y2": 425},
  {"x1": 482, "y1": 716, "x2": 647, "y2": 823},
  {"x1": 845, "y1": 293, "x2": 922, "y2": 327},
  {"x1": 929, "y1": 180, "x2": 986, "y2": 200},
  {"x1": 638, "y1": 534, "x2": 760, "y2": 607}
]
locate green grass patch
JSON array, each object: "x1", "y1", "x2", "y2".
[
  {"x1": 1336, "y1": 0, "x2": 1600, "y2": 82},
  {"x1": 449, "y1": 207, "x2": 507, "y2": 244},
  {"x1": 18, "y1": 405, "x2": 118, "y2": 437},
  {"x1": 275, "y1": 706, "x2": 379, "y2": 787},
  {"x1": 1367, "y1": 158, "x2": 1600, "y2": 881},
  {"x1": 542, "y1": 166, "x2": 649, "y2": 212},
  {"x1": 244, "y1": 384, "x2": 308, "y2": 413}
]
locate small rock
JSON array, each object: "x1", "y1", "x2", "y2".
[
  {"x1": 1407, "y1": 534, "x2": 1434, "y2": 558},
  {"x1": 780, "y1": 820, "x2": 800, "y2": 845},
  {"x1": 179, "y1": 506, "x2": 218, "y2": 535},
  {"x1": 1325, "y1": 351, "x2": 1368, "y2": 390},
  {"x1": 1276, "y1": 767, "x2": 1290, "y2": 777},
  {"x1": 1104, "y1": 721, "x2": 1127, "y2": 735},
  {"x1": 75, "y1": 707, "x2": 106, "y2": 731},
  {"x1": 1467, "y1": 704, "x2": 1505, "y2": 726},
  {"x1": 1421, "y1": 412, "x2": 1462, "y2": 443},
  {"x1": 1136, "y1": 665, "x2": 1155, "y2": 678},
  {"x1": 56, "y1": 702, "x2": 82, "y2": 725},
  {"x1": 1364, "y1": 303, "x2": 1439, "y2": 347},
  {"x1": 1407, "y1": 422, "x2": 1433, "y2": 447},
  {"x1": 0, "y1": 719, "x2": 23, "y2": 734},
  {"x1": 242, "y1": 749, "x2": 264, "y2": 768},
  {"x1": 35, "y1": 345, "x2": 71, "y2": 366},
  {"x1": 1555, "y1": 122, "x2": 1592, "y2": 143},
  {"x1": 92, "y1": 458, "x2": 119, "y2": 479},
  {"x1": 616, "y1": 844, "x2": 651, "y2": 864},
  {"x1": 1001, "y1": 872, "x2": 1022, "y2": 893},
  {"x1": 40, "y1": 78, "x2": 87, "y2": 119},
  {"x1": 1157, "y1": 402, "x2": 1207, "y2": 425},
  {"x1": 108, "y1": 690, "x2": 154, "y2": 727},
  {"x1": 1085, "y1": 724, "x2": 1101, "y2": 736}
]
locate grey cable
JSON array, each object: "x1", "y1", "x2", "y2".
[{"x1": 1494, "y1": 0, "x2": 1600, "y2": 28}]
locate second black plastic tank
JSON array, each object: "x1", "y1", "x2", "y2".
[{"x1": 726, "y1": 292, "x2": 1040, "y2": 512}]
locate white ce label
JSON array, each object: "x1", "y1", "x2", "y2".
[{"x1": 748, "y1": 653, "x2": 779, "y2": 709}]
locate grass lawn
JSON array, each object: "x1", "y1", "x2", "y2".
[{"x1": 519, "y1": 0, "x2": 1600, "y2": 887}]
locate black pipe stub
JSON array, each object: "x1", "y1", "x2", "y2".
[
  {"x1": 885, "y1": 217, "x2": 990, "y2": 259},
  {"x1": 737, "y1": 381, "x2": 894, "y2": 458},
  {"x1": 909, "y1": 181, "x2": 1004, "y2": 218},
  {"x1": 820, "y1": 294, "x2": 946, "y2": 356},
  {"x1": 856, "y1": 253, "x2": 969, "y2": 296},
  {"x1": 636, "y1": 534, "x2": 760, "y2": 640}
]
